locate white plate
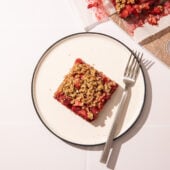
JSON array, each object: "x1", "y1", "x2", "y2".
[{"x1": 32, "y1": 32, "x2": 146, "y2": 146}]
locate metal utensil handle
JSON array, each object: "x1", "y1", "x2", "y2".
[{"x1": 100, "y1": 90, "x2": 128, "y2": 163}]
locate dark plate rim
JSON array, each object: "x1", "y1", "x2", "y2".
[{"x1": 31, "y1": 32, "x2": 147, "y2": 146}]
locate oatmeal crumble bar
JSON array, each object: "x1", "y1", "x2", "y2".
[{"x1": 54, "y1": 58, "x2": 118, "y2": 121}]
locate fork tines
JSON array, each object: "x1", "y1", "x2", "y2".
[{"x1": 124, "y1": 51, "x2": 143, "y2": 79}]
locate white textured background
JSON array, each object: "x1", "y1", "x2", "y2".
[{"x1": 0, "y1": 0, "x2": 170, "y2": 170}]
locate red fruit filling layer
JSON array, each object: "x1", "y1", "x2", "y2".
[{"x1": 54, "y1": 58, "x2": 118, "y2": 121}]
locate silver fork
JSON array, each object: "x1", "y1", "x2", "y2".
[{"x1": 100, "y1": 51, "x2": 143, "y2": 164}]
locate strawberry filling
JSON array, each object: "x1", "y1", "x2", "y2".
[{"x1": 54, "y1": 58, "x2": 118, "y2": 121}]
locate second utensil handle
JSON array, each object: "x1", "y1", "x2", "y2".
[{"x1": 100, "y1": 90, "x2": 128, "y2": 164}]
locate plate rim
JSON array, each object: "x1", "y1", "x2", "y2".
[{"x1": 31, "y1": 32, "x2": 147, "y2": 146}]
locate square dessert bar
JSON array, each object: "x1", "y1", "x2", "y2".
[{"x1": 54, "y1": 58, "x2": 118, "y2": 121}]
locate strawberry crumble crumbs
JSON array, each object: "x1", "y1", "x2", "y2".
[
  {"x1": 87, "y1": 0, "x2": 170, "y2": 34},
  {"x1": 54, "y1": 58, "x2": 118, "y2": 121}
]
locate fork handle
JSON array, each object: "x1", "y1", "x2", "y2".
[{"x1": 100, "y1": 90, "x2": 128, "y2": 164}]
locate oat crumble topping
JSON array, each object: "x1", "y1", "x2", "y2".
[{"x1": 54, "y1": 58, "x2": 118, "y2": 121}]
